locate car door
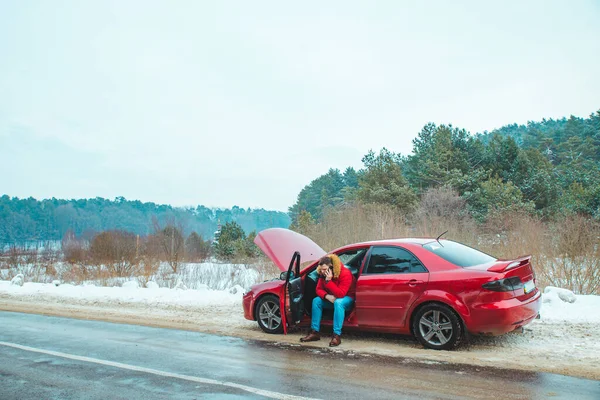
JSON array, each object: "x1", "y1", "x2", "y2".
[
  {"x1": 356, "y1": 246, "x2": 429, "y2": 329},
  {"x1": 282, "y1": 251, "x2": 304, "y2": 330}
]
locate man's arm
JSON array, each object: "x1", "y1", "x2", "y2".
[
  {"x1": 324, "y1": 268, "x2": 353, "y2": 298},
  {"x1": 315, "y1": 278, "x2": 328, "y2": 299}
]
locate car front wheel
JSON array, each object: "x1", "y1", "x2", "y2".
[
  {"x1": 256, "y1": 295, "x2": 283, "y2": 334},
  {"x1": 413, "y1": 303, "x2": 463, "y2": 350}
]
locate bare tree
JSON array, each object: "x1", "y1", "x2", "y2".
[
  {"x1": 185, "y1": 231, "x2": 211, "y2": 262},
  {"x1": 62, "y1": 229, "x2": 88, "y2": 264},
  {"x1": 152, "y1": 216, "x2": 184, "y2": 273}
]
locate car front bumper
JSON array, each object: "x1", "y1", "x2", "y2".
[{"x1": 242, "y1": 292, "x2": 255, "y2": 321}]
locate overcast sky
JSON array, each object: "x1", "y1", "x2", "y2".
[{"x1": 1, "y1": 1, "x2": 599, "y2": 211}]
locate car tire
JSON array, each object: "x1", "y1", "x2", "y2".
[
  {"x1": 413, "y1": 303, "x2": 463, "y2": 350},
  {"x1": 256, "y1": 295, "x2": 283, "y2": 334}
]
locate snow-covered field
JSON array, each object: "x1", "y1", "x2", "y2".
[
  {"x1": 0, "y1": 279, "x2": 244, "y2": 307},
  {"x1": 0, "y1": 261, "x2": 264, "y2": 291},
  {"x1": 1, "y1": 275, "x2": 599, "y2": 380}
]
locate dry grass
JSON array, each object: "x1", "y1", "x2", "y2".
[
  {"x1": 3, "y1": 202, "x2": 599, "y2": 295},
  {"x1": 411, "y1": 186, "x2": 478, "y2": 244},
  {"x1": 465, "y1": 214, "x2": 600, "y2": 294},
  {"x1": 252, "y1": 258, "x2": 283, "y2": 282},
  {"x1": 539, "y1": 216, "x2": 600, "y2": 294},
  {"x1": 0, "y1": 244, "x2": 63, "y2": 283},
  {"x1": 135, "y1": 259, "x2": 161, "y2": 288},
  {"x1": 302, "y1": 203, "x2": 412, "y2": 250},
  {"x1": 148, "y1": 260, "x2": 279, "y2": 290},
  {"x1": 302, "y1": 200, "x2": 600, "y2": 295},
  {"x1": 60, "y1": 264, "x2": 109, "y2": 285}
]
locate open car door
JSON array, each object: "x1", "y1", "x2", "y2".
[{"x1": 281, "y1": 251, "x2": 304, "y2": 334}]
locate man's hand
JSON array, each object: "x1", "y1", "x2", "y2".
[
  {"x1": 324, "y1": 268, "x2": 333, "y2": 282},
  {"x1": 325, "y1": 294, "x2": 336, "y2": 303}
]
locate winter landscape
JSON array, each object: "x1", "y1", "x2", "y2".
[
  {"x1": 2, "y1": 1, "x2": 600, "y2": 398},
  {"x1": 1, "y1": 260, "x2": 599, "y2": 381}
]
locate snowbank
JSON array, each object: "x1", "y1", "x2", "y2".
[
  {"x1": 0, "y1": 280, "x2": 242, "y2": 307},
  {"x1": 540, "y1": 289, "x2": 600, "y2": 324}
]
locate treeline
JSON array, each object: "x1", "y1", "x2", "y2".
[
  {"x1": 290, "y1": 110, "x2": 600, "y2": 226},
  {"x1": 0, "y1": 220, "x2": 260, "y2": 285},
  {"x1": 0, "y1": 196, "x2": 290, "y2": 244},
  {"x1": 53, "y1": 220, "x2": 256, "y2": 278}
]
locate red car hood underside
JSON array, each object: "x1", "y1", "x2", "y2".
[{"x1": 254, "y1": 228, "x2": 326, "y2": 272}]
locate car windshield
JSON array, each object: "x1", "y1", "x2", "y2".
[{"x1": 422, "y1": 240, "x2": 496, "y2": 267}]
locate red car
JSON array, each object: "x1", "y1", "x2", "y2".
[{"x1": 243, "y1": 228, "x2": 541, "y2": 350}]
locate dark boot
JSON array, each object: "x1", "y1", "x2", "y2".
[
  {"x1": 300, "y1": 330, "x2": 321, "y2": 342},
  {"x1": 329, "y1": 334, "x2": 341, "y2": 347}
]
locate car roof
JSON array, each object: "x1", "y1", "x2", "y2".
[{"x1": 343, "y1": 238, "x2": 439, "y2": 248}]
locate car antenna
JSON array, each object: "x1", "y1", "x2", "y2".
[{"x1": 436, "y1": 230, "x2": 448, "y2": 246}]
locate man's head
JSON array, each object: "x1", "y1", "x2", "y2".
[
  {"x1": 316, "y1": 256, "x2": 333, "y2": 276},
  {"x1": 318, "y1": 255, "x2": 333, "y2": 268}
]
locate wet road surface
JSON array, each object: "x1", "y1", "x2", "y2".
[{"x1": 0, "y1": 311, "x2": 598, "y2": 399}]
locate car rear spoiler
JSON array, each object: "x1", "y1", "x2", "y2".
[{"x1": 487, "y1": 255, "x2": 532, "y2": 273}]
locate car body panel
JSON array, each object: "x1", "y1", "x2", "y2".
[
  {"x1": 254, "y1": 228, "x2": 326, "y2": 272},
  {"x1": 242, "y1": 279, "x2": 285, "y2": 321},
  {"x1": 407, "y1": 289, "x2": 473, "y2": 331},
  {"x1": 469, "y1": 289, "x2": 541, "y2": 334},
  {"x1": 356, "y1": 272, "x2": 429, "y2": 329}
]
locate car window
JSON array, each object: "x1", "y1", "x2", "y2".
[
  {"x1": 422, "y1": 240, "x2": 496, "y2": 267},
  {"x1": 337, "y1": 248, "x2": 368, "y2": 275},
  {"x1": 365, "y1": 246, "x2": 427, "y2": 274}
]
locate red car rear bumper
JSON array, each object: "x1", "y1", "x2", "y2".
[{"x1": 468, "y1": 289, "x2": 542, "y2": 335}]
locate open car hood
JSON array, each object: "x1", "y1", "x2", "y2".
[{"x1": 254, "y1": 228, "x2": 326, "y2": 272}]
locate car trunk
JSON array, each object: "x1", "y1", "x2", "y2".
[{"x1": 470, "y1": 256, "x2": 538, "y2": 302}]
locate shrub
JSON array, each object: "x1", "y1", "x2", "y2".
[
  {"x1": 89, "y1": 230, "x2": 139, "y2": 276},
  {"x1": 185, "y1": 232, "x2": 211, "y2": 262},
  {"x1": 412, "y1": 186, "x2": 478, "y2": 244}
]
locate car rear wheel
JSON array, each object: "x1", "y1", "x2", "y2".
[
  {"x1": 413, "y1": 303, "x2": 462, "y2": 350},
  {"x1": 256, "y1": 295, "x2": 283, "y2": 334}
]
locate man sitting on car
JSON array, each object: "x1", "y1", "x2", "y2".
[{"x1": 300, "y1": 254, "x2": 355, "y2": 347}]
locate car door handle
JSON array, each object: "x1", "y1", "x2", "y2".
[{"x1": 408, "y1": 279, "x2": 424, "y2": 287}]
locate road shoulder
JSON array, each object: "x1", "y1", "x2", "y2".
[{"x1": 1, "y1": 295, "x2": 598, "y2": 381}]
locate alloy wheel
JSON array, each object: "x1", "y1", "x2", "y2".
[
  {"x1": 418, "y1": 309, "x2": 453, "y2": 346},
  {"x1": 258, "y1": 299, "x2": 281, "y2": 331}
]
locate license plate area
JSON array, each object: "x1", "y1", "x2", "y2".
[{"x1": 523, "y1": 279, "x2": 536, "y2": 294}]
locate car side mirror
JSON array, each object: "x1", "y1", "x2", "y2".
[{"x1": 280, "y1": 271, "x2": 294, "y2": 281}]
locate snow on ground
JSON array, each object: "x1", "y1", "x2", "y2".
[
  {"x1": 1, "y1": 280, "x2": 597, "y2": 324},
  {"x1": 539, "y1": 287, "x2": 599, "y2": 323},
  {"x1": 0, "y1": 279, "x2": 242, "y2": 307},
  {"x1": 0, "y1": 261, "x2": 263, "y2": 292},
  {"x1": 1, "y1": 278, "x2": 599, "y2": 380}
]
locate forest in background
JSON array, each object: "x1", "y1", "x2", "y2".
[
  {"x1": 0, "y1": 196, "x2": 290, "y2": 244},
  {"x1": 289, "y1": 110, "x2": 600, "y2": 225}
]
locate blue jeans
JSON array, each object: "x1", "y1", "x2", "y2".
[{"x1": 311, "y1": 296, "x2": 354, "y2": 336}]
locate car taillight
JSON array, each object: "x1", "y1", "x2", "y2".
[{"x1": 482, "y1": 277, "x2": 523, "y2": 292}]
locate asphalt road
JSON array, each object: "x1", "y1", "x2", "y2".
[{"x1": 0, "y1": 312, "x2": 598, "y2": 400}]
